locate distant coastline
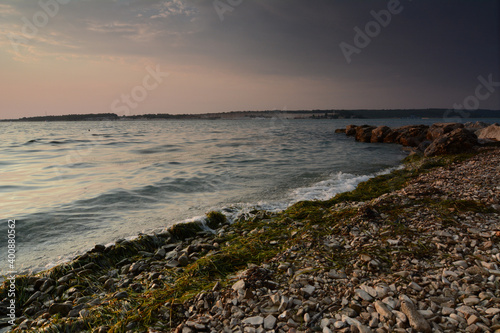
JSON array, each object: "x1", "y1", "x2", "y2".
[{"x1": 1, "y1": 109, "x2": 498, "y2": 122}]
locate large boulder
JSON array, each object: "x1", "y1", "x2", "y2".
[
  {"x1": 477, "y1": 124, "x2": 500, "y2": 141},
  {"x1": 424, "y1": 128, "x2": 478, "y2": 157},
  {"x1": 345, "y1": 125, "x2": 358, "y2": 136},
  {"x1": 383, "y1": 129, "x2": 401, "y2": 143},
  {"x1": 395, "y1": 125, "x2": 429, "y2": 147},
  {"x1": 426, "y1": 123, "x2": 464, "y2": 141},
  {"x1": 355, "y1": 125, "x2": 376, "y2": 143},
  {"x1": 370, "y1": 126, "x2": 392, "y2": 143}
]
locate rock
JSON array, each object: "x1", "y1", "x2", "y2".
[
  {"x1": 424, "y1": 128, "x2": 478, "y2": 156},
  {"x1": 465, "y1": 265, "x2": 489, "y2": 276},
  {"x1": 342, "y1": 315, "x2": 373, "y2": 333},
  {"x1": 165, "y1": 250, "x2": 179, "y2": 260},
  {"x1": 466, "y1": 324, "x2": 481, "y2": 333},
  {"x1": 360, "y1": 284, "x2": 378, "y2": 298},
  {"x1": 40, "y1": 278, "x2": 55, "y2": 292},
  {"x1": 48, "y1": 303, "x2": 73, "y2": 317},
  {"x1": 232, "y1": 280, "x2": 246, "y2": 292},
  {"x1": 463, "y1": 297, "x2": 480, "y2": 306},
  {"x1": 334, "y1": 321, "x2": 347, "y2": 329},
  {"x1": 478, "y1": 124, "x2": 500, "y2": 141},
  {"x1": 301, "y1": 285, "x2": 315, "y2": 296},
  {"x1": 335, "y1": 128, "x2": 347, "y2": 134},
  {"x1": 383, "y1": 129, "x2": 401, "y2": 143},
  {"x1": 355, "y1": 289, "x2": 373, "y2": 301},
  {"x1": 278, "y1": 296, "x2": 289, "y2": 312},
  {"x1": 393, "y1": 310, "x2": 407, "y2": 323},
  {"x1": 104, "y1": 278, "x2": 116, "y2": 291},
  {"x1": 395, "y1": 125, "x2": 429, "y2": 147},
  {"x1": 178, "y1": 254, "x2": 189, "y2": 267},
  {"x1": 456, "y1": 305, "x2": 478, "y2": 317},
  {"x1": 67, "y1": 304, "x2": 86, "y2": 318},
  {"x1": 374, "y1": 301, "x2": 394, "y2": 321},
  {"x1": 25, "y1": 291, "x2": 42, "y2": 305},
  {"x1": 154, "y1": 248, "x2": 166, "y2": 259},
  {"x1": 375, "y1": 285, "x2": 389, "y2": 299},
  {"x1": 278, "y1": 262, "x2": 290, "y2": 271},
  {"x1": 427, "y1": 122, "x2": 464, "y2": 141},
  {"x1": 400, "y1": 300, "x2": 432, "y2": 333},
  {"x1": 418, "y1": 309, "x2": 434, "y2": 319},
  {"x1": 368, "y1": 316, "x2": 379, "y2": 328},
  {"x1": 464, "y1": 121, "x2": 490, "y2": 130},
  {"x1": 166, "y1": 259, "x2": 180, "y2": 268},
  {"x1": 320, "y1": 318, "x2": 331, "y2": 329},
  {"x1": 442, "y1": 307, "x2": 455, "y2": 315},
  {"x1": 408, "y1": 281, "x2": 422, "y2": 291},
  {"x1": 264, "y1": 315, "x2": 277, "y2": 329},
  {"x1": 467, "y1": 315, "x2": 480, "y2": 325},
  {"x1": 129, "y1": 261, "x2": 146, "y2": 273},
  {"x1": 370, "y1": 126, "x2": 392, "y2": 143},
  {"x1": 328, "y1": 269, "x2": 347, "y2": 279},
  {"x1": 486, "y1": 308, "x2": 500, "y2": 315},
  {"x1": 341, "y1": 307, "x2": 358, "y2": 318},
  {"x1": 114, "y1": 291, "x2": 128, "y2": 300},
  {"x1": 355, "y1": 125, "x2": 376, "y2": 143},
  {"x1": 346, "y1": 125, "x2": 358, "y2": 136},
  {"x1": 57, "y1": 273, "x2": 75, "y2": 284},
  {"x1": 242, "y1": 316, "x2": 264, "y2": 325},
  {"x1": 91, "y1": 244, "x2": 106, "y2": 253},
  {"x1": 139, "y1": 250, "x2": 153, "y2": 257}
]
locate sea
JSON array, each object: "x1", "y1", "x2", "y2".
[{"x1": 1, "y1": 117, "x2": 499, "y2": 276}]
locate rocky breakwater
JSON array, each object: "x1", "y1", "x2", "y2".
[
  {"x1": 335, "y1": 122, "x2": 500, "y2": 156},
  {"x1": 1, "y1": 148, "x2": 499, "y2": 332}
]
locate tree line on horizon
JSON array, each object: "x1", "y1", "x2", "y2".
[{"x1": 1, "y1": 109, "x2": 498, "y2": 122}]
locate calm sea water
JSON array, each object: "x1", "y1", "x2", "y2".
[{"x1": 1, "y1": 117, "x2": 498, "y2": 275}]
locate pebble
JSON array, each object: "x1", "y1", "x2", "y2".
[{"x1": 242, "y1": 316, "x2": 264, "y2": 326}]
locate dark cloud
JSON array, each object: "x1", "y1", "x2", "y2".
[{"x1": 2, "y1": 0, "x2": 499, "y2": 111}]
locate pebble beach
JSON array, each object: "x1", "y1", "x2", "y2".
[{"x1": 1, "y1": 146, "x2": 499, "y2": 332}]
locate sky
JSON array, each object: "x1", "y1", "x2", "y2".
[{"x1": 0, "y1": 0, "x2": 499, "y2": 118}]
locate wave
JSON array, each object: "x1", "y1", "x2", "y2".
[
  {"x1": 23, "y1": 138, "x2": 92, "y2": 145},
  {"x1": 211, "y1": 165, "x2": 402, "y2": 223},
  {"x1": 288, "y1": 166, "x2": 401, "y2": 204}
]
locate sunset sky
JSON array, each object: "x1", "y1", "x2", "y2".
[{"x1": 1, "y1": 0, "x2": 499, "y2": 119}]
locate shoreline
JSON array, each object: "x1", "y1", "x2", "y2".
[
  {"x1": 1, "y1": 147, "x2": 499, "y2": 332},
  {"x1": 1, "y1": 163, "x2": 406, "y2": 279}
]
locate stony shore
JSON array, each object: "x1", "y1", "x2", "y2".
[
  {"x1": 335, "y1": 122, "x2": 500, "y2": 157},
  {"x1": 1, "y1": 146, "x2": 499, "y2": 332}
]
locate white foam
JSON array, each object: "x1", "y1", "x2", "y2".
[
  {"x1": 217, "y1": 165, "x2": 403, "y2": 222},
  {"x1": 289, "y1": 165, "x2": 402, "y2": 204}
]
